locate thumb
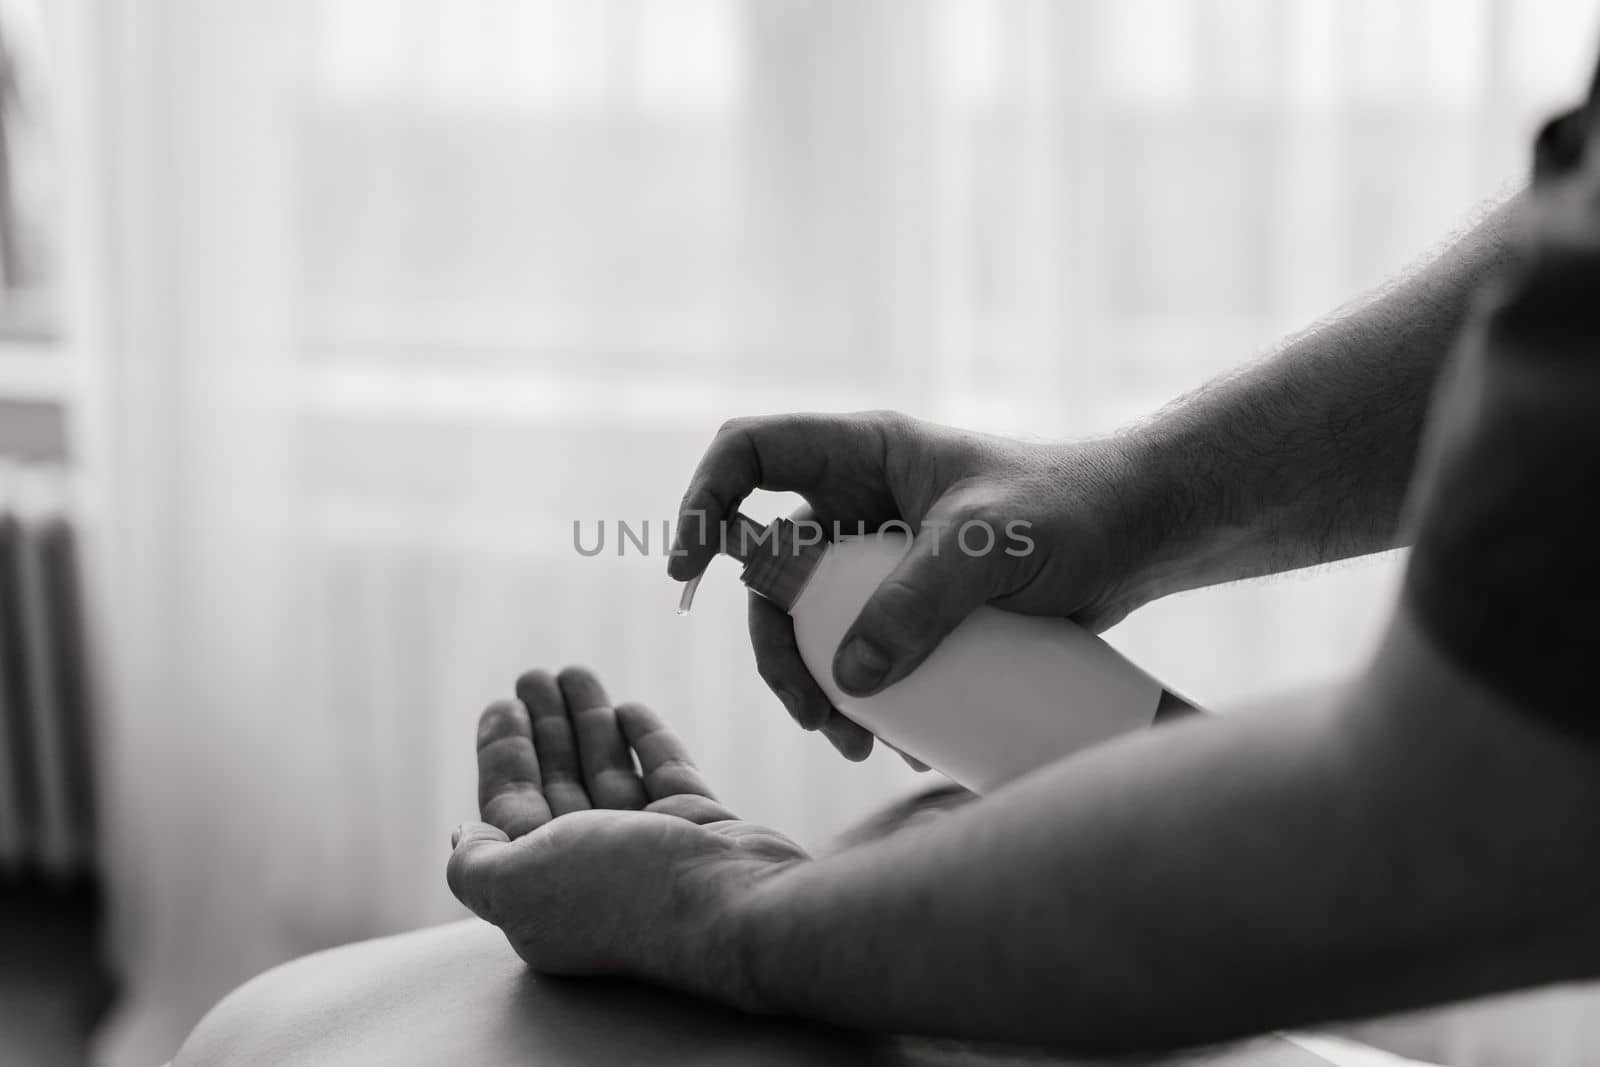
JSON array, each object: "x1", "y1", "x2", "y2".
[
  {"x1": 447, "y1": 820, "x2": 512, "y2": 922},
  {"x1": 832, "y1": 509, "x2": 1012, "y2": 696}
]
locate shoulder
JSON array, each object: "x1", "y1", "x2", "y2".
[
  {"x1": 1401, "y1": 101, "x2": 1600, "y2": 736},
  {"x1": 172, "y1": 921, "x2": 526, "y2": 1067},
  {"x1": 168, "y1": 918, "x2": 909, "y2": 1067}
]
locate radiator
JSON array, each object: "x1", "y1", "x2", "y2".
[{"x1": 0, "y1": 463, "x2": 96, "y2": 882}]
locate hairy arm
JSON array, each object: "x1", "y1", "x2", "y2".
[
  {"x1": 735, "y1": 606, "x2": 1600, "y2": 1051},
  {"x1": 736, "y1": 130, "x2": 1600, "y2": 1049},
  {"x1": 1110, "y1": 193, "x2": 1525, "y2": 604}
]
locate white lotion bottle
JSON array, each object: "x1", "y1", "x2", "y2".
[{"x1": 691, "y1": 513, "x2": 1187, "y2": 794}]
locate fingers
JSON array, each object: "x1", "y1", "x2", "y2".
[
  {"x1": 668, "y1": 413, "x2": 877, "y2": 582},
  {"x1": 645, "y1": 793, "x2": 738, "y2": 825},
  {"x1": 615, "y1": 701, "x2": 717, "y2": 801},
  {"x1": 477, "y1": 699, "x2": 553, "y2": 838},
  {"x1": 492, "y1": 672, "x2": 723, "y2": 814},
  {"x1": 749, "y1": 588, "x2": 873, "y2": 761},
  {"x1": 749, "y1": 592, "x2": 831, "y2": 730},
  {"x1": 749, "y1": 539, "x2": 873, "y2": 761},
  {"x1": 447, "y1": 821, "x2": 512, "y2": 922},
  {"x1": 832, "y1": 499, "x2": 1009, "y2": 697},
  {"x1": 558, "y1": 666, "x2": 648, "y2": 811},
  {"x1": 515, "y1": 669, "x2": 592, "y2": 816},
  {"x1": 819, "y1": 712, "x2": 874, "y2": 761}
]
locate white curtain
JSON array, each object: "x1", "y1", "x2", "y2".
[{"x1": 49, "y1": 1, "x2": 1600, "y2": 1064}]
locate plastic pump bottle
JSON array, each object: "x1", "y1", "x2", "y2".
[{"x1": 681, "y1": 513, "x2": 1190, "y2": 794}]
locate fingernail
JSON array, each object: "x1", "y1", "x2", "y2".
[
  {"x1": 834, "y1": 637, "x2": 891, "y2": 695},
  {"x1": 828, "y1": 724, "x2": 873, "y2": 762}
]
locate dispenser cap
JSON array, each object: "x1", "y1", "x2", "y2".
[
  {"x1": 674, "y1": 512, "x2": 827, "y2": 615},
  {"x1": 731, "y1": 513, "x2": 826, "y2": 612}
]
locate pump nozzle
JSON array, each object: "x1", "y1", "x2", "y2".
[
  {"x1": 675, "y1": 512, "x2": 768, "y2": 615},
  {"x1": 673, "y1": 511, "x2": 827, "y2": 615},
  {"x1": 676, "y1": 572, "x2": 703, "y2": 615}
]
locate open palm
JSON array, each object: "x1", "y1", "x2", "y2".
[{"x1": 448, "y1": 666, "x2": 807, "y2": 1005}]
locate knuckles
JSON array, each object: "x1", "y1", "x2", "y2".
[
  {"x1": 715, "y1": 415, "x2": 757, "y2": 438},
  {"x1": 476, "y1": 698, "x2": 528, "y2": 749},
  {"x1": 864, "y1": 407, "x2": 912, "y2": 435}
]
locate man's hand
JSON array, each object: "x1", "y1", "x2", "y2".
[
  {"x1": 447, "y1": 666, "x2": 807, "y2": 1008},
  {"x1": 671, "y1": 411, "x2": 1152, "y2": 760}
]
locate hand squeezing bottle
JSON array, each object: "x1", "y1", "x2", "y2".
[{"x1": 682, "y1": 513, "x2": 1188, "y2": 793}]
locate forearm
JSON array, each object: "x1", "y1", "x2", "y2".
[
  {"x1": 1111, "y1": 192, "x2": 1526, "y2": 602},
  {"x1": 736, "y1": 609, "x2": 1600, "y2": 1051}
]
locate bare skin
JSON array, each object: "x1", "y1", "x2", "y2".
[
  {"x1": 450, "y1": 618, "x2": 1600, "y2": 1054},
  {"x1": 449, "y1": 667, "x2": 810, "y2": 998},
  {"x1": 669, "y1": 196, "x2": 1524, "y2": 760},
  {"x1": 169, "y1": 677, "x2": 1401, "y2": 1066},
  {"x1": 445, "y1": 180, "x2": 1600, "y2": 1049}
]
